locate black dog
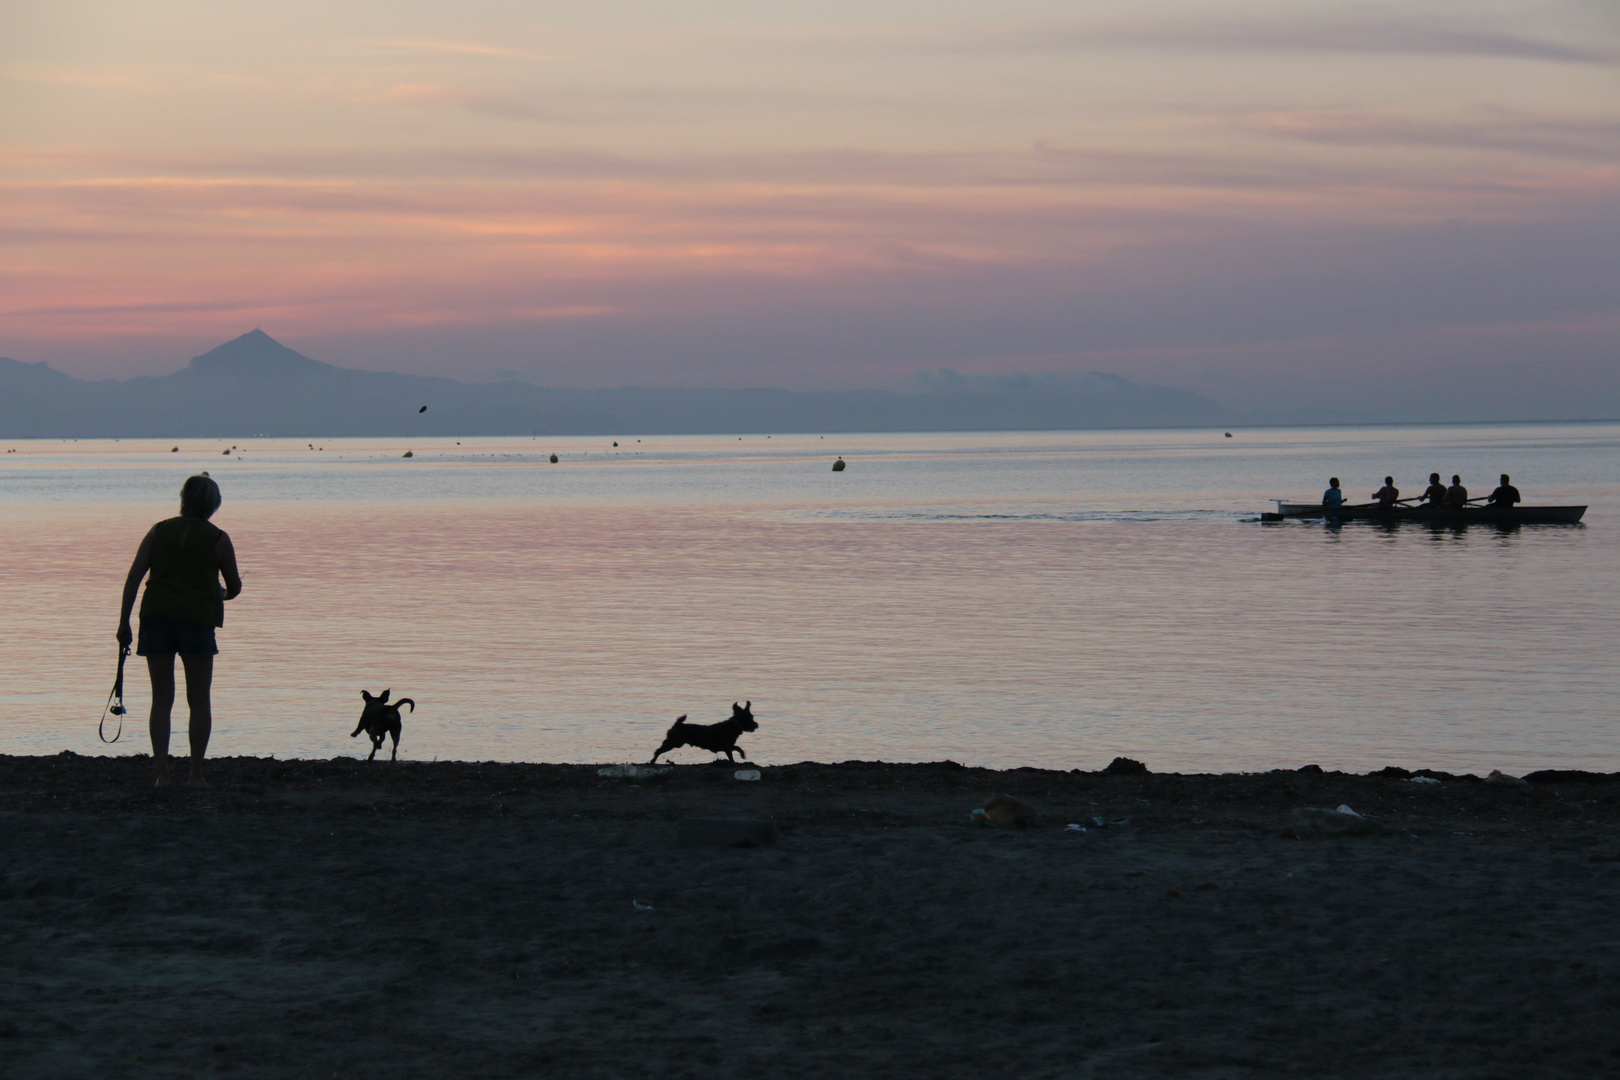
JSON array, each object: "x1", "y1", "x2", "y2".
[
  {"x1": 650, "y1": 701, "x2": 756, "y2": 763},
  {"x1": 351, "y1": 689, "x2": 416, "y2": 761}
]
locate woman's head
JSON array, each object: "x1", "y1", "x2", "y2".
[{"x1": 179, "y1": 473, "x2": 222, "y2": 519}]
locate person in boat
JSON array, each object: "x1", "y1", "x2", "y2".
[
  {"x1": 1444, "y1": 474, "x2": 1468, "y2": 508},
  {"x1": 1486, "y1": 474, "x2": 1521, "y2": 507},
  {"x1": 1322, "y1": 477, "x2": 1344, "y2": 509},
  {"x1": 116, "y1": 474, "x2": 243, "y2": 788},
  {"x1": 1371, "y1": 476, "x2": 1400, "y2": 510},
  {"x1": 1420, "y1": 473, "x2": 1447, "y2": 505}
]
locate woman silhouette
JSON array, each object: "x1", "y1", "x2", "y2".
[{"x1": 116, "y1": 474, "x2": 243, "y2": 788}]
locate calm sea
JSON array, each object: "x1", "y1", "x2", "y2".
[{"x1": 2, "y1": 424, "x2": 1616, "y2": 773}]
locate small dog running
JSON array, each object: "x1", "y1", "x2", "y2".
[
  {"x1": 351, "y1": 689, "x2": 416, "y2": 761},
  {"x1": 650, "y1": 701, "x2": 756, "y2": 763}
]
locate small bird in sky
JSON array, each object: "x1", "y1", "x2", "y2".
[{"x1": 418, "y1": 405, "x2": 427, "y2": 413}]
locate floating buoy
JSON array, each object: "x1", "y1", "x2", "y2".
[
  {"x1": 549, "y1": 453, "x2": 558, "y2": 463},
  {"x1": 402, "y1": 450, "x2": 413, "y2": 458},
  {"x1": 1224, "y1": 432, "x2": 1233, "y2": 438},
  {"x1": 170, "y1": 447, "x2": 178, "y2": 452},
  {"x1": 612, "y1": 441, "x2": 618, "y2": 447},
  {"x1": 222, "y1": 449, "x2": 230, "y2": 455},
  {"x1": 418, "y1": 405, "x2": 427, "y2": 413},
  {"x1": 832, "y1": 457, "x2": 846, "y2": 472}
]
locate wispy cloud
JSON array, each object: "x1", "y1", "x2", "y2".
[
  {"x1": 857, "y1": 15, "x2": 1615, "y2": 65},
  {"x1": 1231, "y1": 109, "x2": 1620, "y2": 162}
]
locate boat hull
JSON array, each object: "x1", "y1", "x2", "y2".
[{"x1": 1269, "y1": 502, "x2": 1586, "y2": 525}]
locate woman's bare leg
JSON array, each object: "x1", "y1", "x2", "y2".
[
  {"x1": 146, "y1": 655, "x2": 176, "y2": 787},
  {"x1": 180, "y1": 654, "x2": 214, "y2": 788}
]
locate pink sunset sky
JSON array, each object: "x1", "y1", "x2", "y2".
[{"x1": 3, "y1": 0, "x2": 1617, "y2": 418}]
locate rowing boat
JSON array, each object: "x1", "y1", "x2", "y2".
[{"x1": 1265, "y1": 502, "x2": 1586, "y2": 525}]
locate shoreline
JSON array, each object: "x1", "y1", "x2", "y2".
[
  {"x1": 9, "y1": 750, "x2": 1620, "y2": 785},
  {"x1": 5, "y1": 754, "x2": 1619, "y2": 1077}
]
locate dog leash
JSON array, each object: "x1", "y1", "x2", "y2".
[{"x1": 99, "y1": 646, "x2": 130, "y2": 744}]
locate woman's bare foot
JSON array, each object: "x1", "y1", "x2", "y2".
[
  {"x1": 153, "y1": 773, "x2": 172, "y2": 788},
  {"x1": 185, "y1": 775, "x2": 210, "y2": 789}
]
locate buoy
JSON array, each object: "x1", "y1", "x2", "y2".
[
  {"x1": 402, "y1": 450, "x2": 413, "y2": 458},
  {"x1": 832, "y1": 457, "x2": 846, "y2": 472},
  {"x1": 612, "y1": 441, "x2": 618, "y2": 447},
  {"x1": 549, "y1": 453, "x2": 558, "y2": 463},
  {"x1": 221, "y1": 449, "x2": 229, "y2": 455},
  {"x1": 418, "y1": 405, "x2": 427, "y2": 413},
  {"x1": 1224, "y1": 432, "x2": 1233, "y2": 438},
  {"x1": 170, "y1": 447, "x2": 178, "y2": 452}
]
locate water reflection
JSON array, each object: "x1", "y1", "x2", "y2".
[{"x1": 1, "y1": 424, "x2": 1615, "y2": 774}]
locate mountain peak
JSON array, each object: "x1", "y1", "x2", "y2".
[{"x1": 186, "y1": 330, "x2": 332, "y2": 376}]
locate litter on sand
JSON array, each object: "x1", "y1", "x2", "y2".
[
  {"x1": 1291, "y1": 806, "x2": 1382, "y2": 835},
  {"x1": 734, "y1": 769, "x2": 761, "y2": 781},
  {"x1": 1407, "y1": 776, "x2": 1441, "y2": 785},
  {"x1": 1486, "y1": 770, "x2": 1529, "y2": 785},
  {"x1": 596, "y1": 764, "x2": 670, "y2": 780},
  {"x1": 632, "y1": 899, "x2": 654, "y2": 911}
]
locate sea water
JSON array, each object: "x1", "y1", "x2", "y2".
[{"x1": 1, "y1": 423, "x2": 1616, "y2": 773}]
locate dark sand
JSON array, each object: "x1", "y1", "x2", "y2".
[{"x1": 3, "y1": 754, "x2": 1619, "y2": 1078}]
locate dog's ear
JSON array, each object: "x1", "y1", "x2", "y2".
[
  {"x1": 379, "y1": 689, "x2": 390, "y2": 702},
  {"x1": 361, "y1": 690, "x2": 374, "y2": 701},
  {"x1": 744, "y1": 700, "x2": 751, "y2": 710}
]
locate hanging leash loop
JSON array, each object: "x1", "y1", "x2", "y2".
[{"x1": 99, "y1": 646, "x2": 130, "y2": 744}]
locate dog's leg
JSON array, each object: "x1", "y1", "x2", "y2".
[
  {"x1": 650, "y1": 739, "x2": 680, "y2": 764},
  {"x1": 390, "y1": 727, "x2": 400, "y2": 761},
  {"x1": 350, "y1": 720, "x2": 366, "y2": 738},
  {"x1": 367, "y1": 733, "x2": 381, "y2": 761}
]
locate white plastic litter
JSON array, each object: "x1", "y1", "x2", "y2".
[
  {"x1": 1407, "y1": 776, "x2": 1441, "y2": 785},
  {"x1": 596, "y1": 764, "x2": 669, "y2": 779},
  {"x1": 1064, "y1": 823, "x2": 1088, "y2": 833},
  {"x1": 734, "y1": 769, "x2": 761, "y2": 781},
  {"x1": 1335, "y1": 804, "x2": 1361, "y2": 817},
  {"x1": 632, "y1": 899, "x2": 654, "y2": 911}
]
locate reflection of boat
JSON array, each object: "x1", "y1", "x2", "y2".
[{"x1": 1264, "y1": 502, "x2": 1586, "y2": 525}]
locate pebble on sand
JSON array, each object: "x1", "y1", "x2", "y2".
[{"x1": 975, "y1": 794, "x2": 1039, "y2": 828}]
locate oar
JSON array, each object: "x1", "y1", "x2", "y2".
[{"x1": 99, "y1": 646, "x2": 130, "y2": 744}]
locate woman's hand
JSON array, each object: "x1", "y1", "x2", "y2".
[{"x1": 116, "y1": 623, "x2": 133, "y2": 649}]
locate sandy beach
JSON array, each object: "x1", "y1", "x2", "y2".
[{"x1": 3, "y1": 754, "x2": 1618, "y2": 1078}]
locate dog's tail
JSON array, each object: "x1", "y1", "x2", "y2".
[
  {"x1": 395, "y1": 698, "x2": 416, "y2": 713},
  {"x1": 663, "y1": 714, "x2": 687, "y2": 736}
]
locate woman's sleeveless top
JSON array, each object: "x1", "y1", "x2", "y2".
[{"x1": 139, "y1": 516, "x2": 226, "y2": 627}]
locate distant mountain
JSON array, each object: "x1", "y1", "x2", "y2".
[{"x1": 0, "y1": 330, "x2": 1236, "y2": 438}]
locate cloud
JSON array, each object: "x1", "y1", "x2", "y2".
[
  {"x1": 854, "y1": 15, "x2": 1615, "y2": 65},
  {"x1": 1229, "y1": 109, "x2": 1620, "y2": 163}
]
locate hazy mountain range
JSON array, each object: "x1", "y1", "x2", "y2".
[{"x1": 0, "y1": 330, "x2": 1237, "y2": 438}]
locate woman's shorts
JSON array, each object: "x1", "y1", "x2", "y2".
[{"x1": 137, "y1": 615, "x2": 218, "y2": 658}]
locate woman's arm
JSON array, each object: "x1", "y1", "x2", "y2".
[
  {"x1": 217, "y1": 531, "x2": 242, "y2": 601},
  {"x1": 117, "y1": 528, "x2": 156, "y2": 648}
]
